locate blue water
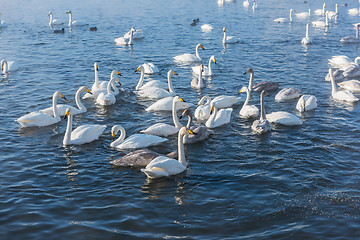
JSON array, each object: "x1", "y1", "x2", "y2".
[{"x1": 1, "y1": 0, "x2": 360, "y2": 239}]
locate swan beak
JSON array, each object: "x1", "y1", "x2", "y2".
[
  {"x1": 202, "y1": 46, "x2": 205, "y2": 50},
  {"x1": 64, "y1": 109, "x2": 70, "y2": 120},
  {"x1": 302, "y1": 103, "x2": 306, "y2": 111},
  {"x1": 238, "y1": 89, "x2": 243, "y2": 94},
  {"x1": 117, "y1": 71, "x2": 122, "y2": 76},
  {"x1": 243, "y1": 71, "x2": 247, "y2": 75},
  {"x1": 135, "y1": 67, "x2": 140, "y2": 72},
  {"x1": 213, "y1": 58, "x2": 216, "y2": 64},
  {"x1": 61, "y1": 94, "x2": 67, "y2": 100},
  {"x1": 179, "y1": 115, "x2": 183, "y2": 119},
  {"x1": 210, "y1": 106, "x2": 214, "y2": 114},
  {"x1": 179, "y1": 98, "x2": 186, "y2": 102},
  {"x1": 187, "y1": 129, "x2": 197, "y2": 135},
  {"x1": 111, "y1": 132, "x2": 116, "y2": 140},
  {"x1": 117, "y1": 80, "x2": 121, "y2": 86},
  {"x1": 87, "y1": 89, "x2": 93, "y2": 95},
  {"x1": 96, "y1": 66, "x2": 99, "y2": 71},
  {"x1": 173, "y1": 71, "x2": 178, "y2": 75}
]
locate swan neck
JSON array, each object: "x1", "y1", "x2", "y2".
[
  {"x1": 248, "y1": 72, "x2": 254, "y2": 92},
  {"x1": 112, "y1": 127, "x2": 126, "y2": 146},
  {"x1": 243, "y1": 87, "x2": 250, "y2": 107},
  {"x1": 167, "y1": 71, "x2": 175, "y2": 93},
  {"x1": 107, "y1": 77, "x2": 114, "y2": 94},
  {"x1": 260, "y1": 92, "x2": 266, "y2": 121},
  {"x1": 209, "y1": 106, "x2": 218, "y2": 126},
  {"x1": 199, "y1": 95, "x2": 211, "y2": 106},
  {"x1": 325, "y1": 12, "x2": 329, "y2": 26},
  {"x1": 128, "y1": 29, "x2": 134, "y2": 45},
  {"x1": 94, "y1": 66, "x2": 99, "y2": 87},
  {"x1": 68, "y1": 13, "x2": 72, "y2": 27},
  {"x1": 198, "y1": 68, "x2": 204, "y2": 88},
  {"x1": 52, "y1": 93, "x2": 60, "y2": 120},
  {"x1": 135, "y1": 68, "x2": 145, "y2": 90},
  {"x1": 49, "y1": 14, "x2": 53, "y2": 25},
  {"x1": 289, "y1": 9, "x2": 293, "y2": 21},
  {"x1": 172, "y1": 99, "x2": 182, "y2": 128},
  {"x1": 306, "y1": 24, "x2": 309, "y2": 39},
  {"x1": 223, "y1": 31, "x2": 227, "y2": 44},
  {"x1": 329, "y1": 69, "x2": 337, "y2": 95},
  {"x1": 186, "y1": 115, "x2": 192, "y2": 129},
  {"x1": 2, "y1": 60, "x2": 7, "y2": 73},
  {"x1": 357, "y1": 25, "x2": 359, "y2": 39},
  {"x1": 63, "y1": 111, "x2": 73, "y2": 146},
  {"x1": 195, "y1": 44, "x2": 201, "y2": 59},
  {"x1": 75, "y1": 88, "x2": 86, "y2": 111},
  {"x1": 208, "y1": 58, "x2": 213, "y2": 75},
  {"x1": 177, "y1": 131, "x2": 186, "y2": 166}
]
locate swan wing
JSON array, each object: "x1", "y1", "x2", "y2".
[
  {"x1": 275, "y1": 88, "x2": 301, "y2": 102},
  {"x1": 195, "y1": 105, "x2": 211, "y2": 121},
  {"x1": 143, "y1": 156, "x2": 186, "y2": 178},
  {"x1": 240, "y1": 105, "x2": 259, "y2": 118},
  {"x1": 70, "y1": 125, "x2": 106, "y2": 145},
  {"x1": 174, "y1": 54, "x2": 199, "y2": 62},
  {"x1": 140, "y1": 123, "x2": 179, "y2": 137},
  {"x1": 211, "y1": 95, "x2": 238, "y2": 108},
  {"x1": 138, "y1": 87, "x2": 173, "y2": 99},
  {"x1": 17, "y1": 111, "x2": 59, "y2": 127},
  {"x1": 142, "y1": 63, "x2": 159, "y2": 74},
  {"x1": 116, "y1": 134, "x2": 168, "y2": 150},
  {"x1": 266, "y1": 111, "x2": 302, "y2": 126}
]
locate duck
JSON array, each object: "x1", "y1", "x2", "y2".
[
  {"x1": 146, "y1": 96, "x2": 192, "y2": 112},
  {"x1": 174, "y1": 43, "x2": 205, "y2": 63},
  {"x1": 338, "y1": 80, "x2": 360, "y2": 93},
  {"x1": 251, "y1": 91, "x2": 272, "y2": 134},
  {"x1": 0, "y1": 12, "x2": 8, "y2": 28},
  {"x1": 141, "y1": 63, "x2": 159, "y2": 74},
  {"x1": 315, "y1": 3, "x2": 326, "y2": 16},
  {"x1": 62, "y1": 108, "x2": 106, "y2": 146},
  {"x1": 340, "y1": 23, "x2": 360, "y2": 44},
  {"x1": 54, "y1": 28, "x2": 65, "y2": 33},
  {"x1": 115, "y1": 27, "x2": 135, "y2": 45},
  {"x1": 266, "y1": 111, "x2": 303, "y2": 126},
  {"x1": 48, "y1": 11, "x2": 63, "y2": 26},
  {"x1": 141, "y1": 127, "x2": 194, "y2": 179},
  {"x1": 89, "y1": 26, "x2": 97, "y2": 31},
  {"x1": 191, "y1": 65, "x2": 206, "y2": 89},
  {"x1": 296, "y1": 95, "x2": 317, "y2": 112},
  {"x1": 244, "y1": 68, "x2": 279, "y2": 92},
  {"x1": 274, "y1": 9, "x2": 296, "y2": 23},
  {"x1": 194, "y1": 96, "x2": 211, "y2": 122},
  {"x1": 239, "y1": 86, "x2": 259, "y2": 118},
  {"x1": 192, "y1": 56, "x2": 216, "y2": 76},
  {"x1": 274, "y1": 87, "x2": 301, "y2": 102},
  {"x1": 140, "y1": 96, "x2": 184, "y2": 137},
  {"x1": 41, "y1": 86, "x2": 92, "y2": 116},
  {"x1": 329, "y1": 68, "x2": 359, "y2": 103},
  {"x1": 295, "y1": 9, "x2": 311, "y2": 19},
  {"x1": 124, "y1": 28, "x2": 144, "y2": 39},
  {"x1": 135, "y1": 65, "x2": 167, "y2": 91},
  {"x1": 312, "y1": 11, "x2": 329, "y2": 28},
  {"x1": 301, "y1": 23, "x2": 312, "y2": 45},
  {"x1": 96, "y1": 73, "x2": 122, "y2": 106},
  {"x1": 83, "y1": 63, "x2": 109, "y2": 99},
  {"x1": 201, "y1": 24, "x2": 214, "y2": 32},
  {"x1": 17, "y1": 91, "x2": 66, "y2": 128},
  {"x1": 205, "y1": 101, "x2": 233, "y2": 129},
  {"x1": 1, "y1": 59, "x2": 20, "y2": 74},
  {"x1": 110, "y1": 125, "x2": 168, "y2": 150},
  {"x1": 180, "y1": 109, "x2": 211, "y2": 144},
  {"x1": 137, "y1": 70, "x2": 177, "y2": 99},
  {"x1": 66, "y1": 10, "x2": 88, "y2": 27},
  {"x1": 222, "y1": 27, "x2": 239, "y2": 44}
]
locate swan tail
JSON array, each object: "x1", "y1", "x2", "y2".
[{"x1": 141, "y1": 167, "x2": 169, "y2": 178}]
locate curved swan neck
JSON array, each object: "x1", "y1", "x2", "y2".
[
  {"x1": 185, "y1": 114, "x2": 193, "y2": 129},
  {"x1": 329, "y1": 68, "x2": 337, "y2": 95},
  {"x1": 177, "y1": 130, "x2": 186, "y2": 166},
  {"x1": 195, "y1": 44, "x2": 201, "y2": 59},
  {"x1": 243, "y1": 87, "x2": 250, "y2": 107},
  {"x1": 52, "y1": 92, "x2": 60, "y2": 120},
  {"x1": 172, "y1": 98, "x2": 182, "y2": 128},
  {"x1": 208, "y1": 105, "x2": 218, "y2": 126},
  {"x1": 198, "y1": 95, "x2": 211, "y2": 106},
  {"x1": 305, "y1": 24, "x2": 309, "y2": 39},
  {"x1": 75, "y1": 87, "x2": 86, "y2": 111},
  {"x1": 289, "y1": 9, "x2": 293, "y2": 21},
  {"x1": 63, "y1": 111, "x2": 73, "y2": 146},
  {"x1": 260, "y1": 91, "x2": 266, "y2": 121},
  {"x1": 49, "y1": 13, "x2": 53, "y2": 26},
  {"x1": 128, "y1": 29, "x2": 134, "y2": 45},
  {"x1": 135, "y1": 67, "x2": 145, "y2": 90},
  {"x1": 111, "y1": 126, "x2": 126, "y2": 147},
  {"x1": 107, "y1": 77, "x2": 115, "y2": 94},
  {"x1": 167, "y1": 71, "x2": 175, "y2": 93}
]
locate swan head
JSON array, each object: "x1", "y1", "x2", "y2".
[
  {"x1": 66, "y1": 10, "x2": 72, "y2": 14},
  {"x1": 48, "y1": 11, "x2": 52, "y2": 16},
  {"x1": 174, "y1": 96, "x2": 186, "y2": 103},
  {"x1": 197, "y1": 43, "x2": 205, "y2": 50},
  {"x1": 179, "y1": 126, "x2": 196, "y2": 137},
  {"x1": 239, "y1": 86, "x2": 248, "y2": 94},
  {"x1": 223, "y1": 27, "x2": 226, "y2": 32},
  {"x1": 94, "y1": 62, "x2": 99, "y2": 71},
  {"x1": 63, "y1": 108, "x2": 72, "y2": 120},
  {"x1": 80, "y1": 86, "x2": 92, "y2": 95},
  {"x1": 211, "y1": 56, "x2": 216, "y2": 64},
  {"x1": 135, "y1": 65, "x2": 144, "y2": 73},
  {"x1": 244, "y1": 68, "x2": 254, "y2": 75},
  {"x1": 111, "y1": 125, "x2": 124, "y2": 140},
  {"x1": 130, "y1": 27, "x2": 135, "y2": 32},
  {"x1": 54, "y1": 91, "x2": 67, "y2": 100},
  {"x1": 290, "y1": 9, "x2": 296, "y2": 13},
  {"x1": 168, "y1": 70, "x2": 178, "y2": 76}
]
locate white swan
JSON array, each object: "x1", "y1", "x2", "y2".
[
  {"x1": 192, "y1": 56, "x2": 216, "y2": 76},
  {"x1": 296, "y1": 9, "x2": 311, "y2": 19},
  {"x1": 124, "y1": 28, "x2": 144, "y2": 39},
  {"x1": 142, "y1": 63, "x2": 159, "y2": 74},
  {"x1": 348, "y1": 1, "x2": 360, "y2": 16},
  {"x1": 245, "y1": 68, "x2": 279, "y2": 92},
  {"x1": 275, "y1": 87, "x2": 301, "y2": 102},
  {"x1": 315, "y1": 3, "x2": 326, "y2": 16},
  {"x1": 96, "y1": 73, "x2": 122, "y2": 106},
  {"x1": 274, "y1": 9, "x2": 296, "y2": 23},
  {"x1": 266, "y1": 111, "x2": 303, "y2": 126},
  {"x1": 62, "y1": 108, "x2": 106, "y2": 146},
  {"x1": 312, "y1": 11, "x2": 329, "y2": 28},
  {"x1": 205, "y1": 101, "x2": 233, "y2": 129},
  {"x1": 1, "y1": 59, "x2": 19, "y2": 74},
  {"x1": 195, "y1": 96, "x2": 211, "y2": 122},
  {"x1": 83, "y1": 63, "x2": 108, "y2": 99},
  {"x1": 252, "y1": 91, "x2": 272, "y2": 134},
  {"x1": 48, "y1": 11, "x2": 63, "y2": 26},
  {"x1": 296, "y1": 95, "x2": 317, "y2": 112},
  {"x1": 243, "y1": 0, "x2": 249, "y2": 8},
  {"x1": 343, "y1": 64, "x2": 360, "y2": 79},
  {"x1": 201, "y1": 24, "x2": 214, "y2": 32},
  {"x1": 338, "y1": 80, "x2": 360, "y2": 93},
  {"x1": 239, "y1": 86, "x2": 259, "y2": 118},
  {"x1": 137, "y1": 70, "x2": 177, "y2": 99},
  {"x1": 181, "y1": 109, "x2": 211, "y2": 144},
  {"x1": 222, "y1": 27, "x2": 239, "y2": 44},
  {"x1": 41, "y1": 86, "x2": 92, "y2": 116},
  {"x1": 174, "y1": 43, "x2": 205, "y2": 63},
  {"x1": 252, "y1": 0, "x2": 258, "y2": 10},
  {"x1": 340, "y1": 23, "x2": 360, "y2": 44},
  {"x1": 328, "y1": 4, "x2": 338, "y2": 20},
  {"x1": 115, "y1": 27, "x2": 135, "y2": 45},
  {"x1": 328, "y1": 56, "x2": 360, "y2": 70},
  {"x1": 301, "y1": 23, "x2": 312, "y2": 45},
  {"x1": 329, "y1": 68, "x2": 359, "y2": 103},
  {"x1": 141, "y1": 127, "x2": 194, "y2": 179},
  {"x1": 140, "y1": 96, "x2": 184, "y2": 137},
  {"x1": 110, "y1": 125, "x2": 168, "y2": 150},
  {"x1": 146, "y1": 96, "x2": 192, "y2": 112},
  {"x1": 17, "y1": 91, "x2": 66, "y2": 128},
  {"x1": 191, "y1": 65, "x2": 205, "y2": 89},
  {"x1": 66, "y1": 10, "x2": 88, "y2": 27},
  {"x1": 135, "y1": 65, "x2": 167, "y2": 91}
]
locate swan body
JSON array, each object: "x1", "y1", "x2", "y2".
[
  {"x1": 325, "y1": 69, "x2": 344, "y2": 82},
  {"x1": 62, "y1": 108, "x2": 106, "y2": 146},
  {"x1": 115, "y1": 27, "x2": 135, "y2": 45},
  {"x1": 0, "y1": 13, "x2": 8, "y2": 28},
  {"x1": 195, "y1": 96, "x2": 211, "y2": 122},
  {"x1": 205, "y1": 102, "x2": 233, "y2": 129},
  {"x1": 296, "y1": 95, "x2": 317, "y2": 112},
  {"x1": 17, "y1": 91, "x2": 66, "y2": 128},
  {"x1": 181, "y1": 109, "x2": 211, "y2": 144},
  {"x1": 275, "y1": 87, "x2": 301, "y2": 102},
  {"x1": 274, "y1": 9, "x2": 296, "y2": 23},
  {"x1": 66, "y1": 10, "x2": 88, "y2": 27},
  {"x1": 137, "y1": 70, "x2": 176, "y2": 99},
  {"x1": 222, "y1": 27, "x2": 239, "y2": 44},
  {"x1": 83, "y1": 63, "x2": 107, "y2": 99},
  {"x1": 266, "y1": 111, "x2": 303, "y2": 126},
  {"x1": 111, "y1": 125, "x2": 168, "y2": 150},
  {"x1": 315, "y1": 3, "x2": 326, "y2": 16},
  {"x1": 191, "y1": 65, "x2": 205, "y2": 89},
  {"x1": 301, "y1": 23, "x2": 312, "y2": 45},
  {"x1": 243, "y1": 0, "x2": 250, "y2": 7},
  {"x1": 296, "y1": 9, "x2": 311, "y2": 19},
  {"x1": 110, "y1": 149, "x2": 176, "y2": 167},
  {"x1": 340, "y1": 23, "x2": 360, "y2": 44},
  {"x1": 252, "y1": 91, "x2": 272, "y2": 134},
  {"x1": 142, "y1": 63, "x2": 159, "y2": 74},
  {"x1": 343, "y1": 65, "x2": 360, "y2": 78},
  {"x1": 41, "y1": 86, "x2": 91, "y2": 116},
  {"x1": 212, "y1": 95, "x2": 238, "y2": 108},
  {"x1": 174, "y1": 43, "x2": 205, "y2": 63},
  {"x1": 338, "y1": 80, "x2": 360, "y2": 93},
  {"x1": 146, "y1": 96, "x2": 192, "y2": 112},
  {"x1": 135, "y1": 65, "x2": 167, "y2": 91},
  {"x1": 239, "y1": 86, "x2": 259, "y2": 118},
  {"x1": 124, "y1": 28, "x2": 144, "y2": 39},
  {"x1": 328, "y1": 4, "x2": 338, "y2": 20},
  {"x1": 329, "y1": 68, "x2": 359, "y2": 103},
  {"x1": 141, "y1": 96, "x2": 184, "y2": 137},
  {"x1": 96, "y1": 73, "x2": 121, "y2": 106},
  {"x1": 1, "y1": 59, "x2": 19, "y2": 74},
  {"x1": 312, "y1": 11, "x2": 329, "y2": 28},
  {"x1": 48, "y1": 11, "x2": 63, "y2": 26},
  {"x1": 348, "y1": 6, "x2": 360, "y2": 16},
  {"x1": 192, "y1": 56, "x2": 216, "y2": 76},
  {"x1": 201, "y1": 24, "x2": 214, "y2": 31},
  {"x1": 141, "y1": 127, "x2": 193, "y2": 179},
  {"x1": 328, "y1": 56, "x2": 360, "y2": 70}
]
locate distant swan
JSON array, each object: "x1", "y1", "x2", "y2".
[
  {"x1": 137, "y1": 70, "x2": 177, "y2": 99},
  {"x1": 192, "y1": 56, "x2": 216, "y2": 76},
  {"x1": 348, "y1": 3, "x2": 360, "y2": 16},
  {"x1": 266, "y1": 111, "x2": 303, "y2": 126},
  {"x1": 48, "y1": 11, "x2": 63, "y2": 26},
  {"x1": 96, "y1": 73, "x2": 122, "y2": 106},
  {"x1": 1, "y1": 59, "x2": 19, "y2": 74},
  {"x1": 181, "y1": 108, "x2": 211, "y2": 144},
  {"x1": 146, "y1": 96, "x2": 192, "y2": 112},
  {"x1": 312, "y1": 11, "x2": 329, "y2": 28},
  {"x1": 325, "y1": 69, "x2": 344, "y2": 82},
  {"x1": 62, "y1": 108, "x2": 106, "y2": 146},
  {"x1": 338, "y1": 80, "x2": 360, "y2": 93},
  {"x1": 115, "y1": 27, "x2": 135, "y2": 45},
  {"x1": 191, "y1": 64, "x2": 205, "y2": 89},
  {"x1": 274, "y1": 87, "x2": 301, "y2": 102},
  {"x1": 222, "y1": 27, "x2": 239, "y2": 44},
  {"x1": 174, "y1": 43, "x2": 205, "y2": 63},
  {"x1": 296, "y1": 9, "x2": 311, "y2": 19},
  {"x1": 201, "y1": 24, "x2": 214, "y2": 31},
  {"x1": 315, "y1": 3, "x2": 326, "y2": 16},
  {"x1": 135, "y1": 65, "x2": 167, "y2": 91},
  {"x1": 66, "y1": 10, "x2": 88, "y2": 27},
  {"x1": 142, "y1": 63, "x2": 159, "y2": 74},
  {"x1": 243, "y1": 0, "x2": 250, "y2": 8},
  {"x1": 328, "y1": 4, "x2": 339, "y2": 20},
  {"x1": 328, "y1": 56, "x2": 360, "y2": 70},
  {"x1": 17, "y1": 91, "x2": 66, "y2": 128},
  {"x1": 301, "y1": 23, "x2": 312, "y2": 45},
  {"x1": 110, "y1": 125, "x2": 168, "y2": 150},
  {"x1": 340, "y1": 23, "x2": 360, "y2": 44},
  {"x1": 205, "y1": 101, "x2": 233, "y2": 128},
  {"x1": 296, "y1": 95, "x2": 317, "y2": 112},
  {"x1": 124, "y1": 28, "x2": 144, "y2": 39},
  {"x1": 251, "y1": 91, "x2": 272, "y2": 134},
  {"x1": 141, "y1": 127, "x2": 194, "y2": 179},
  {"x1": 239, "y1": 86, "x2": 259, "y2": 118},
  {"x1": 329, "y1": 68, "x2": 359, "y2": 103},
  {"x1": 274, "y1": 9, "x2": 296, "y2": 23}
]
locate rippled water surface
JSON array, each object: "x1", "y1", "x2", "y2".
[{"x1": 1, "y1": 0, "x2": 360, "y2": 239}]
